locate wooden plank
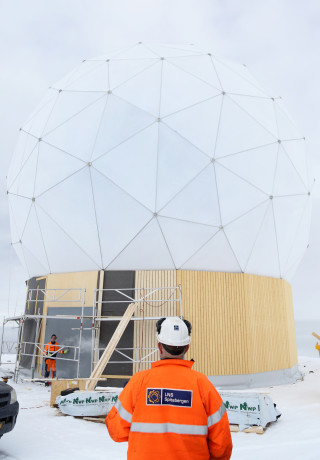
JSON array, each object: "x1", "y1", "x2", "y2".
[
  {"x1": 94, "y1": 270, "x2": 105, "y2": 366},
  {"x1": 100, "y1": 374, "x2": 131, "y2": 379},
  {"x1": 87, "y1": 302, "x2": 137, "y2": 391},
  {"x1": 82, "y1": 417, "x2": 105, "y2": 424},
  {"x1": 230, "y1": 424, "x2": 264, "y2": 434}
]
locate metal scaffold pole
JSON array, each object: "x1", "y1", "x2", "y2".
[
  {"x1": 14, "y1": 317, "x2": 24, "y2": 383},
  {"x1": 0, "y1": 320, "x2": 5, "y2": 365},
  {"x1": 76, "y1": 289, "x2": 86, "y2": 379},
  {"x1": 31, "y1": 317, "x2": 41, "y2": 379}
]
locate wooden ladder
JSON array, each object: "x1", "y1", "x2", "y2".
[{"x1": 87, "y1": 302, "x2": 137, "y2": 391}]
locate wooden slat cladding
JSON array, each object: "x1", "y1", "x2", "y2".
[
  {"x1": 176, "y1": 271, "x2": 297, "y2": 376},
  {"x1": 44, "y1": 271, "x2": 99, "y2": 308},
  {"x1": 133, "y1": 270, "x2": 177, "y2": 372}
]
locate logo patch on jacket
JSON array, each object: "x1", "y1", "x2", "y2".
[{"x1": 146, "y1": 388, "x2": 192, "y2": 407}]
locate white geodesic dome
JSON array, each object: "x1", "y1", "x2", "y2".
[{"x1": 7, "y1": 43, "x2": 312, "y2": 279}]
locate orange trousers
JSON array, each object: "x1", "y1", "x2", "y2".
[{"x1": 45, "y1": 359, "x2": 56, "y2": 378}]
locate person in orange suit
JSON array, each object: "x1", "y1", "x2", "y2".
[
  {"x1": 44, "y1": 334, "x2": 67, "y2": 385},
  {"x1": 106, "y1": 317, "x2": 233, "y2": 460}
]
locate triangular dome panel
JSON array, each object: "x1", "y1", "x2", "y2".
[
  {"x1": 109, "y1": 58, "x2": 158, "y2": 90},
  {"x1": 7, "y1": 132, "x2": 39, "y2": 190},
  {"x1": 43, "y1": 91, "x2": 106, "y2": 135},
  {"x1": 282, "y1": 196, "x2": 312, "y2": 277},
  {"x1": 8, "y1": 139, "x2": 39, "y2": 195},
  {"x1": 9, "y1": 144, "x2": 39, "y2": 198},
  {"x1": 34, "y1": 143, "x2": 85, "y2": 196},
  {"x1": 182, "y1": 229, "x2": 241, "y2": 272},
  {"x1": 224, "y1": 200, "x2": 270, "y2": 270},
  {"x1": 90, "y1": 168, "x2": 154, "y2": 268},
  {"x1": 163, "y1": 96, "x2": 222, "y2": 156},
  {"x1": 281, "y1": 139, "x2": 309, "y2": 189},
  {"x1": 167, "y1": 54, "x2": 222, "y2": 89},
  {"x1": 23, "y1": 94, "x2": 58, "y2": 138},
  {"x1": 158, "y1": 216, "x2": 218, "y2": 268},
  {"x1": 43, "y1": 96, "x2": 107, "y2": 162},
  {"x1": 213, "y1": 57, "x2": 268, "y2": 97},
  {"x1": 91, "y1": 94, "x2": 156, "y2": 161},
  {"x1": 217, "y1": 143, "x2": 278, "y2": 195},
  {"x1": 273, "y1": 146, "x2": 308, "y2": 196},
  {"x1": 215, "y1": 163, "x2": 268, "y2": 224},
  {"x1": 245, "y1": 204, "x2": 281, "y2": 277},
  {"x1": 7, "y1": 194, "x2": 32, "y2": 241},
  {"x1": 160, "y1": 60, "x2": 221, "y2": 117},
  {"x1": 93, "y1": 124, "x2": 158, "y2": 210},
  {"x1": 159, "y1": 165, "x2": 221, "y2": 226},
  {"x1": 36, "y1": 168, "x2": 102, "y2": 266},
  {"x1": 274, "y1": 99, "x2": 302, "y2": 140},
  {"x1": 21, "y1": 205, "x2": 50, "y2": 275},
  {"x1": 215, "y1": 96, "x2": 277, "y2": 158},
  {"x1": 156, "y1": 123, "x2": 210, "y2": 210},
  {"x1": 107, "y1": 218, "x2": 175, "y2": 270},
  {"x1": 36, "y1": 205, "x2": 100, "y2": 273},
  {"x1": 21, "y1": 243, "x2": 49, "y2": 278},
  {"x1": 228, "y1": 94, "x2": 278, "y2": 137},
  {"x1": 273, "y1": 195, "x2": 309, "y2": 275},
  {"x1": 113, "y1": 61, "x2": 162, "y2": 116}
]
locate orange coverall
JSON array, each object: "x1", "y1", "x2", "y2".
[
  {"x1": 106, "y1": 359, "x2": 232, "y2": 460},
  {"x1": 44, "y1": 342, "x2": 62, "y2": 378}
]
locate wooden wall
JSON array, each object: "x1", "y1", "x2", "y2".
[
  {"x1": 176, "y1": 271, "x2": 297, "y2": 376},
  {"x1": 133, "y1": 270, "x2": 177, "y2": 372},
  {"x1": 37, "y1": 271, "x2": 99, "y2": 371},
  {"x1": 29, "y1": 269, "x2": 297, "y2": 379}
]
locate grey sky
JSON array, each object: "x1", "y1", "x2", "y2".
[{"x1": 1, "y1": 0, "x2": 319, "y2": 319}]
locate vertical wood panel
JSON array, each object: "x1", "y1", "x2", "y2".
[
  {"x1": 133, "y1": 270, "x2": 177, "y2": 372},
  {"x1": 177, "y1": 270, "x2": 297, "y2": 376}
]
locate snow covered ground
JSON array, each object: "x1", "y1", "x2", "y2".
[{"x1": 0, "y1": 355, "x2": 319, "y2": 460}]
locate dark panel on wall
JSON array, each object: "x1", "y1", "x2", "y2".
[
  {"x1": 99, "y1": 271, "x2": 135, "y2": 387},
  {"x1": 44, "y1": 307, "x2": 93, "y2": 379},
  {"x1": 20, "y1": 277, "x2": 46, "y2": 369}
]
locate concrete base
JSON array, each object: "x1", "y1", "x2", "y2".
[{"x1": 208, "y1": 364, "x2": 302, "y2": 390}]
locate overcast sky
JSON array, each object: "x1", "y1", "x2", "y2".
[{"x1": 0, "y1": 0, "x2": 319, "y2": 320}]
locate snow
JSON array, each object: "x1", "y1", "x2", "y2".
[{"x1": 0, "y1": 355, "x2": 320, "y2": 459}]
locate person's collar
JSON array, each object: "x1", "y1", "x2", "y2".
[{"x1": 152, "y1": 359, "x2": 194, "y2": 369}]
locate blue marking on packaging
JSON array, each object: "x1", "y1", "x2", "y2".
[{"x1": 146, "y1": 388, "x2": 192, "y2": 407}]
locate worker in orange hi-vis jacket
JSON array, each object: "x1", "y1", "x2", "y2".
[
  {"x1": 106, "y1": 317, "x2": 233, "y2": 460},
  {"x1": 43, "y1": 334, "x2": 68, "y2": 385}
]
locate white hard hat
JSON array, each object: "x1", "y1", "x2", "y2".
[{"x1": 156, "y1": 317, "x2": 191, "y2": 346}]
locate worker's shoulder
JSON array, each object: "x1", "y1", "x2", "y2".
[
  {"x1": 190, "y1": 368, "x2": 220, "y2": 391},
  {"x1": 129, "y1": 368, "x2": 151, "y2": 383}
]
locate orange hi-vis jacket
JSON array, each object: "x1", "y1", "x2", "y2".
[
  {"x1": 44, "y1": 342, "x2": 61, "y2": 360},
  {"x1": 106, "y1": 359, "x2": 233, "y2": 460}
]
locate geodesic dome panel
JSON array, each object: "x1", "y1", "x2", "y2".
[{"x1": 7, "y1": 43, "x2": 312, "y2": 279}]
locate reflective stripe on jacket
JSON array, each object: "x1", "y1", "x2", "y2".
[
  {"x1": 106, "y1": 359, "x2": 233, "y2": 460},
  {"x1": 44, "y1": 342, "x2": 60, "y2": 360}
]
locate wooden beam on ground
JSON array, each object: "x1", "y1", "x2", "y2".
[
  {"x1": 100, "y1": 375, "x2": 132, "y2": 379},
  {"x1": 82, "y1": 416, "x2": 106, "y2": 424},
  {"x1": 230, "y1": 424, "x2": 264, "y2": 434},
  {"x1": 87, "y1": 302, "x2": 137, "y2": 391}
]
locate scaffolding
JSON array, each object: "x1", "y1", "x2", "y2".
[{"x1": 1, "y1": 285, "x2": 182, "y2": 383}]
